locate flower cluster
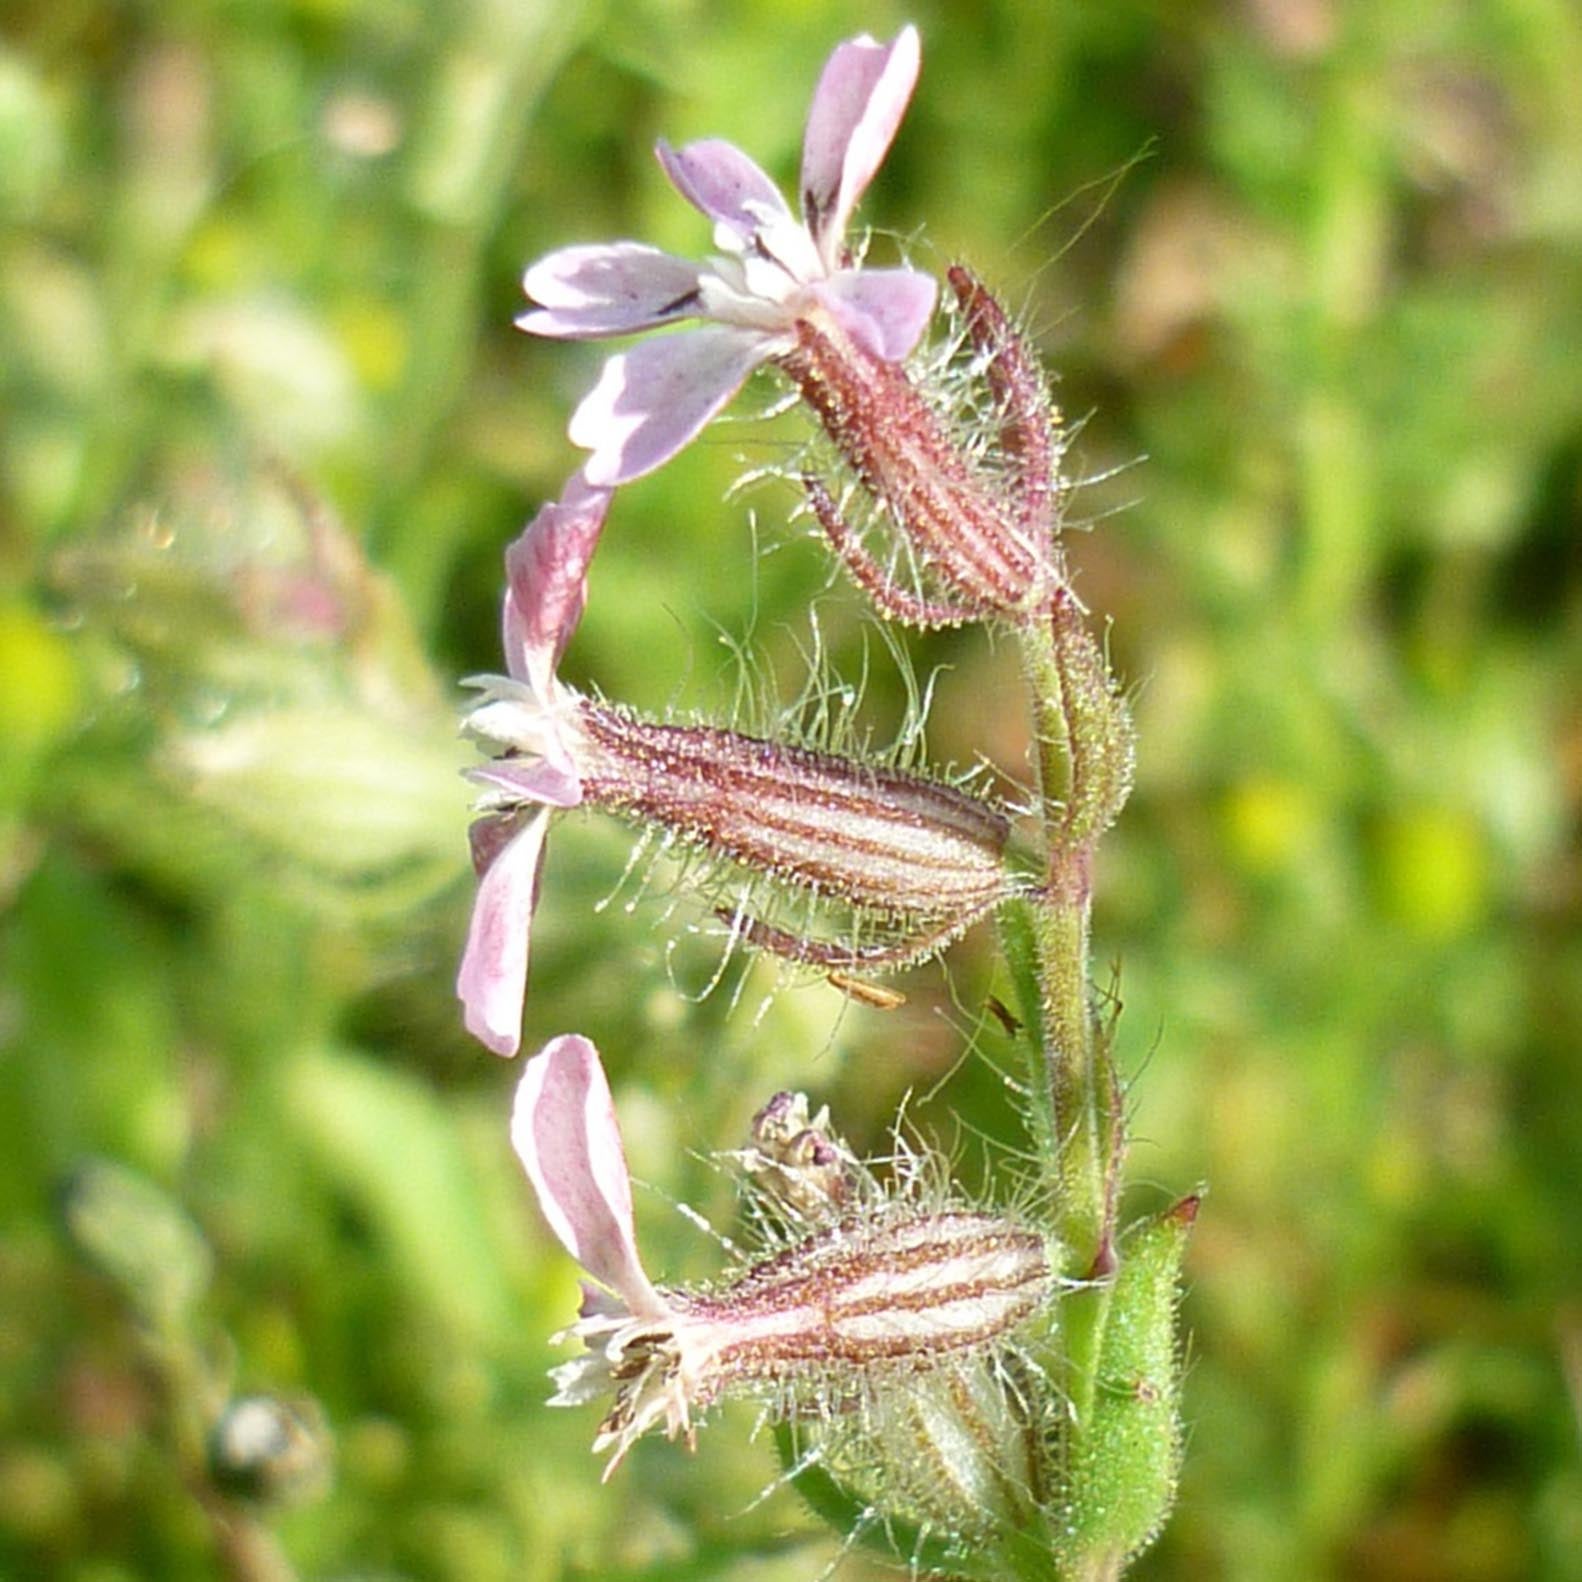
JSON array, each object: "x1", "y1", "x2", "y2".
[
  {"x1": 458, "y1": 24, "x2": 1052, "y2": 1058},
  {"x1": 455, "y1": 24, "x2": 1191, "y2": 1582}
]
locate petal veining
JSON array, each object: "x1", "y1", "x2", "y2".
[
  {"x1": 656, "y1": 138, "x2": 790, "y2": 245},
  {"x1": 800, "y1": 26, "x2": 920, "y2": 267},
  {"x1": 519, "y1": 243, "x2": 705, "y2": 339}
]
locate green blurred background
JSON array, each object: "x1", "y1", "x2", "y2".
[{"x1": 2, "y1": 0, "x2": 1580, "y2": 1577}]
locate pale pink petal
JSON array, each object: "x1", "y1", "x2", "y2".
[
  {"x1": 568, "y1": 325, "x2": 769, "y2": 486},
  {"x1": 656, "y1": 138, "x2": 792, "y2": 245},
  {"x1": 457, "y1": 809, "x2": 552, "y2": 1058},
  {"x1": 519, "y1": 243, "x2": 705, "y2": 339},
  {"x1": 800, "y1": 25, "x2": 920, "y2": 268},
  {"x1": 511, "y1": 1034, "x2": 667, "y2": 1318},
  {"x1": 501, "y1": 475, "x2": 613, "y2": 697},
  {"x1": 466, "y1": 759, "x2": 583, "y2": 810},
  {"x1": 461, "y1": 681, "x2": 584, "y2": 783},
  {"x1": 814, "y1": 266, "x2": 937, "y2": 361}
]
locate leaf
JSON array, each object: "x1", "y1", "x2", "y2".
[{"x1": 1051, "y1": 1196, "x2": 1199, "y2": 1575}]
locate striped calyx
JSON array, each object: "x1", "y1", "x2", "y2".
[
  {"x1": 777, "y1": 273, "x2": 1066, "y2": 628},
  {"x1": 568, "y1": 698, "x2": 1021, "y2": 968},
  {"x1": 569, "y1": 1200, "x2": 1054, "y2": 1477},
  {"x1": 679, "y1": 1208, "x2": 1050, "y2": 1377},
  {"x1": 519, "y1": 1044, "x2": 1067, "y2": 1547}
]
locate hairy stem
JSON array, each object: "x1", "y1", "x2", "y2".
[
  {"x1": 1015, "y1": 604, "x2": 1135, "y2": 1471},
  {"x1": 1016, "y1": 619, "x2": 1107, "y2": 1262}
]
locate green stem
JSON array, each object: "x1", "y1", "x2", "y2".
[
  {"x1": 1020, "y1": 615, "x2": 1074, "y2": 841},
  {"x1": 1030, "y1": 862, "x2": 1103, "y2": 1258},
  {"x1": 1014, "y1": 607, "x2": 1135, "y2": 1465},
  {"x1": 1015, "y1": 620, "x2": 1108, "y2": 1270}
]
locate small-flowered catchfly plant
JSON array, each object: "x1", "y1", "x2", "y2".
[{"x1": 465, "y1": 22, "x2": 1196, "y2": 1582}]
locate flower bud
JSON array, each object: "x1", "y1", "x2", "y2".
[
  {"x1": 737, "y1": 1090, "x2": 860, "y2": 1224},
  {"x1": 1049, "y1": 591, "x2": 1135, "y2": 850},
  {"x1": 807, "y1": 1347, "x2": 1057, "y2": 1563},
  {"x1": 945, "y1": 265, "x2": 1064, "y2": 542}
]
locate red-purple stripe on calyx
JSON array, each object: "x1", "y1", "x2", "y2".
[
  {"x1": 575, "y1": 701, "x2": 1013, "y2": 919},
  {"x1": 779, "y1": 317, "x2": 1057, "y2": 619}
]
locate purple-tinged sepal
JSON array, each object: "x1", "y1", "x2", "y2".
[{"x1": 1048, "y1": 589, "x2": 1136, "y2": 850}]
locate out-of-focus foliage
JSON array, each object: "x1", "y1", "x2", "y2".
[{"x1": 1, "y1": 0, "x2": 1579, "y2": 1578}]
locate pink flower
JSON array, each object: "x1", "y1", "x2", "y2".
[
  {"x1": 455, "y1": 476, "x2": 609, "y2": 1057},
  {"x1": 518, "y1": 26, "x2": 936, "y2": 486},
  {"x1": 512, "y1": 1035, "x2": 1055, "y2": 1479},
  {"x1": 457, "y1": 467, "x2": 1020, "y2": 1059}
]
